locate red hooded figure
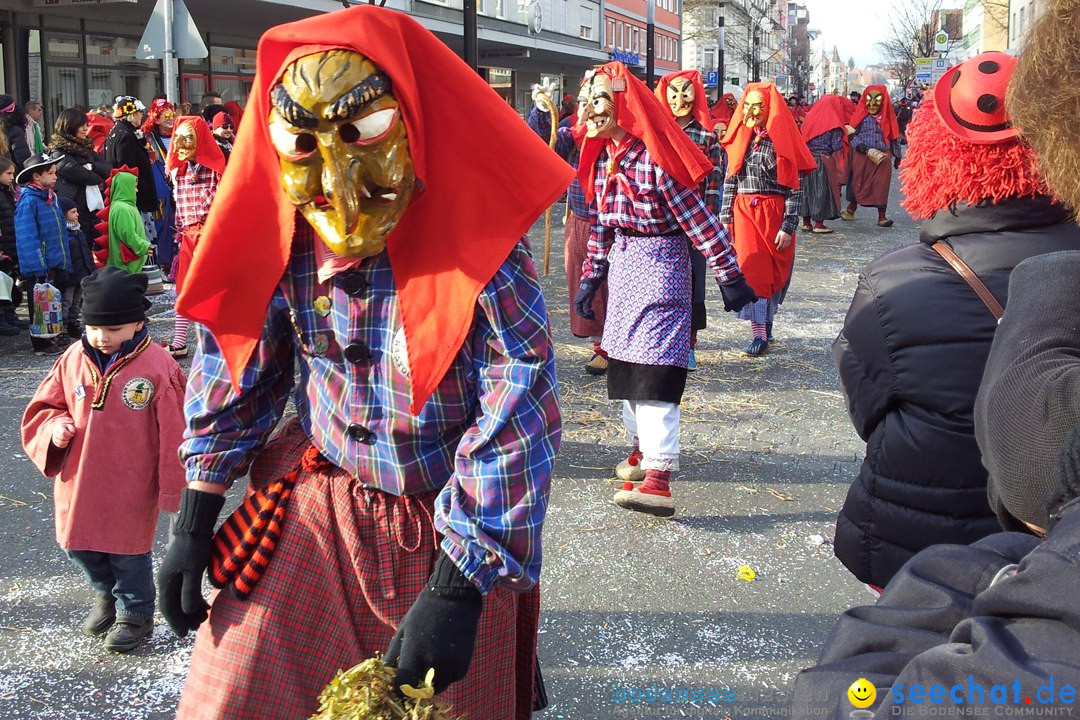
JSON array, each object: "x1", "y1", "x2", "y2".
[
  {"x1": 842, "y1": 84, "x2": 901, "y2": 225},
  {"x1": 159, "y1": 7, "x2": 570, "y2": 720},
  {"x1": 799, "y1": 94, "x2": 852, "y2": 228}
]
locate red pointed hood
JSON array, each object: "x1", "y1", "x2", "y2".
[
  {"x1": 576, "y1": 62, "x2": 712, "y2": 204},
  {"x1": 849, "y1": 84, "x2": 900, "y2": 143},
  {"x1": 721, "y1": 82, "x2": 816, "y2": 189},
  {"x1": 166, "y1": 116, "x2": 226, "y2": 176},
  {"x1": 711, "y1": 93, "x2": 737, "y2": 124},
  {"x1": 655, "y1": 70, "x2": 714, "y2": 132},
  {"x1": 175, "y1": 6, "x2": 573, "y2": 414}
]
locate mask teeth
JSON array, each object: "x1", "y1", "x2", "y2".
[{"x1": 359, "y1": 184, "x2": 372, "y2": 199}]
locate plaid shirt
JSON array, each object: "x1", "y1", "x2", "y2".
[
  {"x1": 180, "y1": 223, "x2": 561, "y2": 593},
  {"x1": 682, "y1": 119, "x2": 724, "y2": 216},
  {"x1": 581, "y1": 137, "x2": 740, "y2": 283},
  {"x1": 852, "y1": 116, "x2": 901, "y2": 159},
  {"x1": 720, "y1": 136, "x2": 802, "y2": 235},
  {"x1": 172, "y1": 163, "x2": 220, "y2": 229},
  {"x1": 806, "y1": 128, "x2": 844, "y2": 157}
]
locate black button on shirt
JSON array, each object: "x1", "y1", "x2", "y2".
[
  {"x1": 339, "y1": 271, "x2": 368, "y2": 297},
  {"x1": 344, "y1": 342, "x2": 370, "y2": 364},
  {"x1": 346, "y1": 423, "x2": 375, "y2": 444}
]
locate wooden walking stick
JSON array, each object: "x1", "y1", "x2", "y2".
[{"x1": 533, "y1": 90, "x2": 559, "y2": 275}]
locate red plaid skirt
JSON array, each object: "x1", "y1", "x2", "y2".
[{"x1": 176, "y1": 419, "x2": 542, "y2": 720}]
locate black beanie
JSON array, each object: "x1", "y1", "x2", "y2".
[
  {"x1": 81, "y1": 267, "x2": 151, "y2": 326},
  {"x1": 57, "y1": 196, "x2": 77, "y2": 216}
]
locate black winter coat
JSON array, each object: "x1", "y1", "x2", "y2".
[
  {"x1": 54, "y1": 139, "x2": 111, "y2": 241},
  {"x1": 103, "y1": 120, "x2": 156, "y2": 214},
  {"x1": 832, "y1": 195, "x2": 1080, "y2": 587},
  {"x1": 792, "y1": 503, "x2": 1080, "y2": 717}
]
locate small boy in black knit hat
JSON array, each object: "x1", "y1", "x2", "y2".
[{"x1": 21, "y1": 267, "x2": 187, "y2": 653}]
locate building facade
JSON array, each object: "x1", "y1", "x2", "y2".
[
  {"x1": 602, "y1": 0, "x2": 681, "y2": 85},
  {"x1": 0, "y1": 0, "x2": 608, "y2": 125},
  {"x1": 681, "y1": 0, "x2": 783, "y2": 99},
  {"x1": 961, "y1": 0, "x2": 1009, "y2": 58},
  {"x1": 1007, "y1": 0, "x2": 1045, "y2": 50}
]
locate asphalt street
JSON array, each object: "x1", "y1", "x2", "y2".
[{"x1": 0, "y1": 179, "x2": 914, "y2": 720}]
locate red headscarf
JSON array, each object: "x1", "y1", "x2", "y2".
[
  {"x1": 655, "y1": 70, "x2": 713, "y2": 132},
  {"x1": 721, "y1": 82, "x2": 815, "y2": 189},
  {"x1": 87, "y1": 114, "x2": 113, "y2": 155},
  {"x1": 849, "y1": 85, "x2": 900, "y2": 143},
  {"x1": 800, "y1": 94, "x2": 850, "y2": 152},
  {"x1": 166, "y1": 116, "x2": 226, "y2": 176},
  {"x1": 176, "y1": 6, "x2": 572, "y2": 414},
  {"x1": 577, "y1": 62, "x2": 712, "y2": 204},
  {"x1": 711, "y1": 93, "x2": 736, "y2": 124},
  {"x1": 224, "y1": 100, "x2": 244, "y2": 129},
  {"x1": 838, "y1": 96, "x2": 857, "y2": 120}
]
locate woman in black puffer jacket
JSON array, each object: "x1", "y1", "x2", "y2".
[
  {"x1": 51, "y1": 108, "x2": 112, "y2": 243},
  {"x1": 832, "y1": 54, "x2": 1080, "y2": 591}
]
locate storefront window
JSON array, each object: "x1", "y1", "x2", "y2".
[
  {"x1": 45, "y1": 66, "x2": 84, "y2": 120},
  {"x1": 86, "y1": 68, "x2": 158, "y2": 111},
  {"x1": 210, "y1": 77, "x2": 252, "y2": 105},
  {"x1": 85, "y1": 35, "x2": 156, "y2": 69},
  {"x1": 183, "y1": 75, "x2": 208, "y2": 107},
  {"x1": 45, "y1": 32, "x2": 81, "y2": 63},
  {"x1": 210, "y1": 46, "x2": 256, "y2": 76}
]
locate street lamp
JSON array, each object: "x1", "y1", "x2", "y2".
[
  {"x1": 646, "y1": 0, "x2": 655, "y2": 89},
  {"x1": 717, "y1": 2, "x2": 725, "y2": 94}
]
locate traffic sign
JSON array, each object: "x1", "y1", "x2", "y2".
[
  {"x1": 931, "y1": 57, "x2": 950, "y2": 83},
  {"x1": 137, "y1": 0, "x2": 207, "y2": 60},
  {"x1": 915, "y1": 57, "x2": 932, "y2": 84},
  {"x1": 933, "y1": 30, "x2": 950, "y2": 52},
  {"x1": 704, "y1": 71, "x2": 719, "y2": 87}
]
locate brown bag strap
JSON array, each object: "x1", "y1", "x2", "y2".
[{"x1": 931, "y1": 241, "x2": 1004, "y2": 320}]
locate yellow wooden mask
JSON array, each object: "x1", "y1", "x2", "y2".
[
  {"x1": 173, "y1": 122, "x2": 197, "y2": 163},
  {"x1": 665, "y1": 77, "x2": 694, "y2": 118},
  {"x1": 268, "y1": 49, "x2": 415, "y2": 258},
  {"x1": 743, "y1": 89, "x2": 767, "y2": 129}
]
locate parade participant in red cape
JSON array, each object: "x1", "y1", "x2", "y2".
[
  {"x1": 840, "y1": 85, "x2": 901, "y2": 227},
  {"x1": 162, "y1": 116, "x2": 224, "y2": 359},
  {"x1": 798, "y1": 94, "x2": 849, "y2": 234},
  {"x1": 711, "y1": 92, "x2": 737, "y2": 138},
  {"x1": 832, "y1": 52, "x2": 1080, "y2": 592},
  {"x1": 157, "y1": 6, "x2": 571, "y2": 719},
  {"x1": 720, "y1": 83, "x2": 815, "y2": 356},
  {"x1": 573, "y1": 61, "x2": 755, "y2": 517},
  {"x1": 656, "y1": 69, "x2": 723, "y2": 371}
]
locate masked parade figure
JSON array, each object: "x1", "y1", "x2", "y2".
[
  {"x1": 720, "y1": 83, "x2": 815, "y2": 356},
  {"x1": 157, "y1": 7, "x2": 571, "y2": 719},
  {"x1": 711, "y1": 92, "x2": 737, "y2": 139},
  {"x1": 656, "y1": 70, "x2": 723, "y2": 371},
  {"x1": 573, "y1": 62, "x2": 755, "y2": 518},
  {"x1": 841, "y1": 85, "x2": 901, "y2": 227},
  {"x1": 164, "y1": 116, "x2": 224, "y2": 359},
  {"x1": 798, "y1": 94, "x2": 849, "y2": 234}
]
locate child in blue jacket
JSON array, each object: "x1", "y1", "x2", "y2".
[{"x1": 15, "y1": 151, "x2": 70, "y2": 355}]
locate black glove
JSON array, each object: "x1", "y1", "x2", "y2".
[
  {"x1": 158, "y1": 487, "x2": 225, "y2": 637},
  {"x1": 385, "y1": 552, "x2": 483, "y2": 695},
  {"x1": 573, "y1": 277, "x2": 602, "y2": 320},
  {"x1": 718, "y1": 275, "x2": 758, "y2": 313}
]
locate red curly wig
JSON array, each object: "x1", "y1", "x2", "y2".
[
  {"x1": 140, "y1": 99, "x2": 175, "y2": 138},
  {"x1": 899, "y1": 93, "x2": 1048, "y2": 220}
]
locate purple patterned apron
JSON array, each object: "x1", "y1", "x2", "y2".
[{"x1": 602, "y1": 231, "x2": 691, "y2": 367}]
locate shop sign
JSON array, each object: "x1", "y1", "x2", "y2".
[
  {"x1": 34, "y1": 0, "x2": 137, "y2": 6},
  {"x1": 611, "y1": 49, "x2": 640, "y2": 66}
]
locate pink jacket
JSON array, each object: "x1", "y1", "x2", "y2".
[{"x1": 21, "y1": 337, "x2": 188, "y2": 554}]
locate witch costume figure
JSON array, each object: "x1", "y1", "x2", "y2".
[
  {"x1": 798, "y1": 94, "x2": 848, "y2": 234},
  {"x1": 656, "y1": 69, "x2": 723, "y2": 371},
  {"x1": 720, "y1": 83, "x2": 816, "y2": 356},
  {"x1": 157, "y1": 6, "x2": 572, "y2": 719},
  {"x1": 573, "y1": 61, "x2": 755, "y2": 518},
  {"x1": 841, "y1": 85, "x2": 901, "y2": 227}
]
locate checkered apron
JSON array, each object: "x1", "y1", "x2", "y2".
[{"x1": 176, "y1": 419, "x2": 541, "y2": 720}]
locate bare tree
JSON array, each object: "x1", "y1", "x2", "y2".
[
  {"x1": 877, "y1": 0, "x2": 960, "y2": 93},
  {"x1": 681, "y1": 0, "x2": 775, "y2": 84}
]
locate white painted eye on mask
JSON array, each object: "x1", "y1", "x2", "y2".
[
  {"x1": 339, "y1": 108, "x2": 398, "y2": 146},
  {"x1": 269, "y1": 121, "x2": 317, "y2": 161}
]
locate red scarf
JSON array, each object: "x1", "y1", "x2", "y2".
[
  {"x1": 849, "y1": 85, "x2": 900, "y2": 143},
  {"x1": 721, "y1": 82, "x2": 816, "y2": 189},
  {"x1": 577, "y1": 62, "x2": 712, "y2": 204},
  {"x1": 176, "y1": 6, "x2": 573, "y2": 413},
  {"x1": 655, "y1": 70, "x2": 714, "y2": 132},
  {"x1": 166, "y1": 116, "x2": 226, "y2": 176}
]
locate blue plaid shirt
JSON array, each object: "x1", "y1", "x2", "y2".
[
  {"x1": 806, "y1": 128, "x2": 844, "y2": 157},
  {"x1": 180, "y1": 222, "x2": 561, "y2": 593},
  {"x1": 720, "y1": 136, "x2": 803, "y2": 235},
  {"x1": 555, "y1": 127, "x2": 590, "y2": 219},
  {"x1": 582, "y1": 137, "x2": 740, "y2": 282},
  {"x1": 852, "y1": 116, "x2": 901, "y2": 158}
]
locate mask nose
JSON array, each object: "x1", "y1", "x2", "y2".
[{"x1": 318, "y1": 141, "x2": 361, "y2": 237}]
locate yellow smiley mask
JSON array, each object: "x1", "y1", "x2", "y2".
[{"x1": 268, "y1": 49, "x2": 415, "y2": 258}]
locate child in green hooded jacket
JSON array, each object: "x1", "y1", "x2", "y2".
[{"x1": 106, "y1": 171, "x2": 150, "y2": 274}]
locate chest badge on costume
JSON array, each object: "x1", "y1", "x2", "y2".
[
  {"x1": 391, "y1": 327, "x2": 411, "y2": 380},
  {"x1": 121, "y1": 377, "x2": 154, "y2": 410},
  {"x1": 74, "y1": 384, "x2": 85, "y2": 401},
  {"x1": 312, "y1": 333, "x2": 330, "y2": 357},
  {"x1": 313, "y1": 296, "x2": 332, "y2": 317}
]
